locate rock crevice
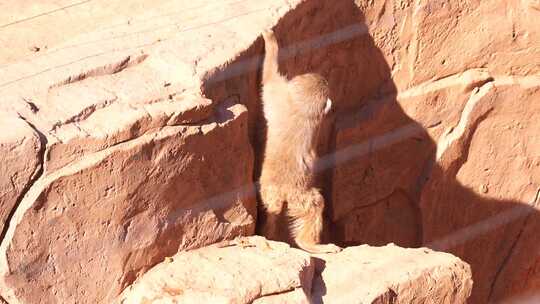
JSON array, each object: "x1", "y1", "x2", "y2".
[{"x1": 0, "y1": 114, "x2": 45, "y2": 245}]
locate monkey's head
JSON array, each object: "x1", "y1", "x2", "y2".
[{"x1": 290, "y1": 73, "x2": 333, "y2": 119}]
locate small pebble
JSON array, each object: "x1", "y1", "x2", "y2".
[{"x1": 480, "y1": 184, "x2": 489, "y2": 194}]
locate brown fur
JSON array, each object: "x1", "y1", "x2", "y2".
[{"x1": 258, "y1": 29, "x2": 341, "y2": 253}]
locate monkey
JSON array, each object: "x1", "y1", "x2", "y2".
[{"x1": 257, "y1": 29, "x2": 341, "y2": 254}]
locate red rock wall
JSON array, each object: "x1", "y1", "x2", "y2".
[
  {"x1": 0, "y1": 1, "x2": 268, "y2": 302},
  {"x1": 205, "y1": 0, "x2": 540, "y2": 303},
  {"x1": 326, "y1": 1, "x2": 540, "y2": 303}
]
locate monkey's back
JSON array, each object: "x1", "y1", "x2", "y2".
[{"x1": 260, "y1": 80, "x2": 318, "y2": 189}]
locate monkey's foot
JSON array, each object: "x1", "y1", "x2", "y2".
[{"x1": 298, "y1": 243, "x2": 342, "y2": 254}]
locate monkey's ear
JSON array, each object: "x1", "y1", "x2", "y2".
[{"x1": 324, "y1": 98, "x2": 333, "y2": 115}]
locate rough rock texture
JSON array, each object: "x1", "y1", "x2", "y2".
[
  {"x1": 116, "y1": 236, "x2": 314, "y2": 304},
  {"x1": 199, "y1": 0, "x2": 540, "y2": 301},
  {"x1": 420, "y1": 79, "x2": 540, "y2": 303},
  {"x1": 0, "y1": 0, "x2": 289, "y2": 302},
  {"x1": 116, "y1": 237, "x2": 472, "y2": 304},
  {"x1": 0, "y1": 113, "x2": 42, "y2": 237},
  {"x1": 0, "y1": 100, "x2": 255, "y2": 304},
  {"x1": 1, "y1": 0, "x2": 539, "y2": 303},
  {"x1": 311, "y1": 244, "x2": 472, "y2": 304},
  {"x1": 316, "y1": 2, "x2": 540, "y2": 304}
]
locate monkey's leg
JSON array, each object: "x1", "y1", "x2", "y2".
[
  {"x1": 288, "y1": 188, "x2": 342, "y2": 254},
  {"x1": 259, "y1": 186, "x2": 285, "y2": 241}
]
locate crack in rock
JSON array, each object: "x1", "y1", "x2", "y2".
[
  {"x1": 436, "y1": 81, "x2": 495, "y2": 161},
  {"x1": 48, "y1": 54, "x2": 148, "y2": 90}
]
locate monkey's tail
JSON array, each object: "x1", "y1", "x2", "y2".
[{"x1": 262, "y1": 29, "x2": 280, "y2": 84}]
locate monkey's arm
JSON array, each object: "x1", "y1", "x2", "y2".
[{"x1": 262, "y1": 29, "x2": 282, "y2": 84}]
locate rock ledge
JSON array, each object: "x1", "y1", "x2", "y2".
[{"x1": 117, "y1": 236, "x2": 472, "y2": 304}]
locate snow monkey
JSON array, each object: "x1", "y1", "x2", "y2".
[{"x1": 258, "y1": 29, "x2": 341, "y2": 253}]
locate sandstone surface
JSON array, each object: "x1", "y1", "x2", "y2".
[
  {"x1": 313, "y1": 2, "x2": 540, "y2": 303},
  {"x1": 1, "y1": 0, "x2": 293, "y2": 301},
  {"x1": 116, "y1": 236, "x2": 314, "y2": 304},
  {"x1": 0, "y1": 113, "x2": 42, "y2": 237},
  {"x1": 117, "y1": 237, "x2": 472, "y2": 304},
  {"x1": 312, "y1": 244, "x2": 472, "y2": 304}
]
